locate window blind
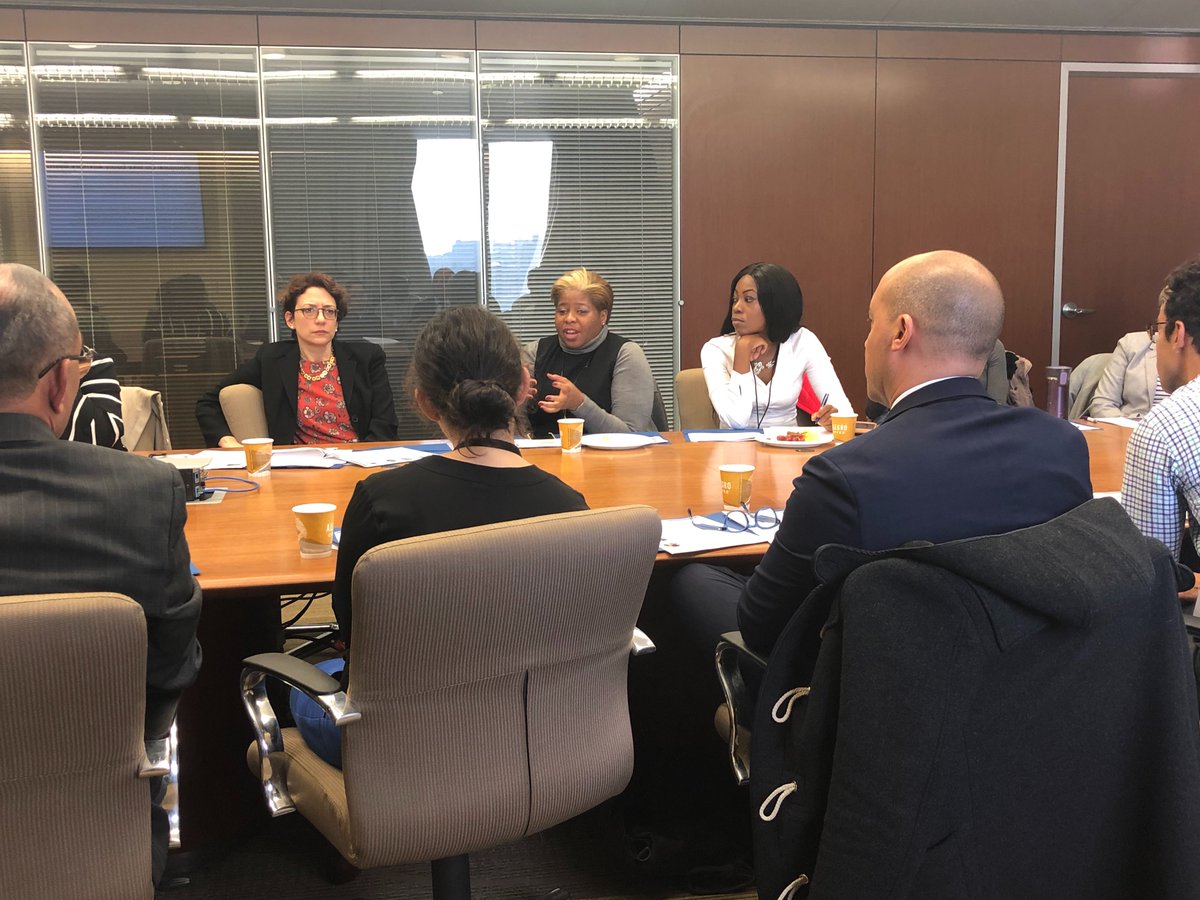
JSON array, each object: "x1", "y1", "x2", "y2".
[
  {"x1": 262, "y1": 48, "x2": 481, "y2": 439},
  {"x1": 29, "y1": 43, "x2": 267, "y2": 449},
  {"x1": 479, "y1": 52, "x2": 679, "y2": 423},
  {"x1": 0, "y1": 43, "x2": 38, "y2": 269}
]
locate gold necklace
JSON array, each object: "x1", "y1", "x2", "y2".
[{"x1": 301, "y1": 354, "x2": 335, "y2": 382}]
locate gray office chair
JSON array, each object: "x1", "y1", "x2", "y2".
[
  {"x1": 675, "y1": 368, "x2": 719, "y2": 429},
  {"x1": 219, "y1": 384, "x2": 270, "y2": 442},
  {"x1": 0, "y1": 592, "x2": 171, "y2": 900},
  {"x1": 241, "y1": 506, "x2": 661, "y2": 899}
]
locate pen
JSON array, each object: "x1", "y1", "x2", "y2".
[{"x1": 820, "y1": 393, "x2": 829, "y2": 408}]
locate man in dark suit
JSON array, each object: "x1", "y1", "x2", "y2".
[
  {"x1": 0, "y1": 263, "x2": 202, "y2": 886},
  {"x1": 673, "y1": 250, "x2": 1093, "y2": 656}
]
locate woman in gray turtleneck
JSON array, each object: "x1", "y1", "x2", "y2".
[{"x1": 523, "y1": 267, "x2": 660, "y2": 437}]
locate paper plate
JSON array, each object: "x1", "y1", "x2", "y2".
[
  {"x1": 754, "y1": 427, "x2": 834, "y2": 449},
  {"x1": 580, "y1": 433, "x2": 660, "y2": 451}
]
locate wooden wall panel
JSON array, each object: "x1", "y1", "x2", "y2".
[
  {"x1": 873, "y1": 59, "x2": 1061, "y2": 389},
  {"x1": 0, "y1": 10, "x2": 24, "y2": 40},
  {"x1": 23, "y1": 9, "x2": 256, "y2": 44},
  {"x1": 680, "y1": 24, "x2": 874, "y2": 57},
  {"x1": 475, "y1": 20, "x2": 678, "y2": 53},
  {"x1": 680, "y1": 54, "x2": 876, "y2": 408},
  {"x1": 878, "y1": 29, "x2": 1061, "y2": 61},
  {"x1": 1062, "y1": 34, "x2": 1200, "y2": 64},
  {"x1": 258, "y1": 15, "x2": 474, "y2": 50}
]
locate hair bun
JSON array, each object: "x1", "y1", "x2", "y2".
[{"x1": 445, "y1": 378, "x2": 516, "y2": 432}]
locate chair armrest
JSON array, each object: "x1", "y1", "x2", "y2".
[
  {"x1": 243, "y1": 652, "x2": 361, "y2": 726},
  {"x1": 239, "y1": 652, "x2": 360, "y2": 817},
  {"x1": 139, "y1": 737, "x2": 170, "y2": 778},
  {"x1": 139, "y1": 722, "x2": 181, "y2": 849},
  {"x1": 715, "y1": 630, "x2": 768, "y2": 786},
  {"x1": 630, "y1": 626, "x2": 656, "y2": 656}
]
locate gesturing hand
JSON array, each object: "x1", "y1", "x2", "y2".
[
  {"x1": 517, "y1": 366, "x2": 538, "y2": 404},
  {"x1": 538, "y1": 373, "x2": 585, "y2": 413}
]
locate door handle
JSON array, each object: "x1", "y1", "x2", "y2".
[{"x1": 1061, "y1": 303, "x2": 1096, "y2": 319}]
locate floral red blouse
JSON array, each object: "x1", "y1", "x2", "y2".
[{"x1": 294, "y1": 358, "x2": 358, "y2": 444}]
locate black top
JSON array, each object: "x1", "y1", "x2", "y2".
[
  {"x1": 333, "y1": 455, "x2": 588, "y2": 646},
  {"x1": 194, "y1": 339, "x2": 398, "y2": 446},
  {"x1": 527, "y1": 332, "x2": 629, "y2": 436}
]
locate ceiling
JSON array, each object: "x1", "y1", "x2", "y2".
[{"x1": 9, "y1": 0, "x2": 1200, "y2": 34}]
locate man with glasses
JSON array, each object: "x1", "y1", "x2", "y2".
[
  {"x1": 1122, "y1": 258, "x2": 1200, "y2": 571},
  {"x1": 0, "y1": 263, "x2": 202, "y2": 887}
]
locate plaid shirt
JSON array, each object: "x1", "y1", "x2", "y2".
[{"x1": 1121, "y1": 373, "x2": 1200, "y2": 557}]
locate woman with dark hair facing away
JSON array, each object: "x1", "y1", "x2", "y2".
[
  {"x1": 291, "y1": 305, "x2": 588, "y2": 768},
  {"x1": 701, "y1": 262, "x2": 851, "y2": 429},
  {"x1": 524, "y1": 267, "x2": 661, "y2": 436},
  {"x1": 195, "y1": 272, "x2": 397, "y2": 447}
]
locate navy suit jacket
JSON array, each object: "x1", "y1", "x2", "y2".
[
  {"x1": 195, "y1": 339, "x2": 398, "y2": 447},
  {"x1": 738, "y1": 377, "x2": 1094, "y2": 654}
]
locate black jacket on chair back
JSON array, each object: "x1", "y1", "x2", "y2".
[{"x1": 750, "y1": 499, "x2": 1200, "y2": 900}]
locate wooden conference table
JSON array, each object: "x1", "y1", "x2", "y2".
[{"x1": 172, "y1": 425, "x2": 1131, "y2": 853}]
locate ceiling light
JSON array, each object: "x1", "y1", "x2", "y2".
[
  {"x1": 191, "y1": 116, "x2": 261, "y2": 128},
  {"x1": 37, "y1": 112, "x2": 178, "y2": 126},
  {"x1": 142, "y1": 67, "x2": 258, "y2": 81}
]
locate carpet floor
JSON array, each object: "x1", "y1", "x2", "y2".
[{"x1": 155, "y1": 801, "x2": 756, "y2": 900}]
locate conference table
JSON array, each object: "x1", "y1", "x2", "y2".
[{"x1": 172, "y1": 424, "x2": 1132, "y2": 854}]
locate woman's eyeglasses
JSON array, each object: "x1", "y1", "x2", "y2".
[
  {"x1": 37, "y1": 345, "x2": 96, "y2": 379},
  {"x1": 295, "y1": 306, "x2": 341, "y2": 321},
  {"x1": 688, "y1": 503, "x2": 780, "y2": 534}
]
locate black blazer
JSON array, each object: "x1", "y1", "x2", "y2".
[
  {"x1": 195, "y1": 339, "x2": 398, "y2": 447},
  {"x1": 737, "y1": 377, "x2": 1094, "y2": 654}
]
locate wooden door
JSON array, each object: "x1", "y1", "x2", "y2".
[{"x1": 1058, "y1": 70, "x2": 1200, "y2": 368}]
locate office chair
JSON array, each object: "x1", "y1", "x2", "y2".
[
  {"x1": 218, "y1": 384, "x2": 270, "y2": 442},
  {"x1": 718, "y1": 499, "x2": 1200, "y2": 899},
  {"x1": 0, "y1": 592, "x2": 172, "y2": 900},
  {"x1": 675, "y1": 368, "x2": 719, "y2": 429},
  {"x1": 241, "y1": 506, "x2": 662, "y2": 899}
]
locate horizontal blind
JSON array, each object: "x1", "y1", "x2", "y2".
[
  {"x1": 262, "y1": 48, "x2": 481, "y2": 440},
  {"x1": 29, "y1": 43, "x2": 267, "y2": 449},
  {"x1": 479, "y1": 52, "x2": 678, "y2": 423},
  {"x1": 0, "y1": 43, "x2": 39, "y2": 269}
]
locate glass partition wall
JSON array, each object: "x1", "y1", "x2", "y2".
[
  {"x1": 480, "y1": 52, "x2": 679, "y2": 422},
  {"x1": 0, "y1": 43, "x2": 38, "y2": 269},
  {"x1": 261, "y1": 47, "x2": 481, "y2": 438},
  {"x1": 28, "y1": 43, "x2": 267, "y2": 449},
  {"x1": 2, "y1": 42, "x2": 679, "y2": 443}
]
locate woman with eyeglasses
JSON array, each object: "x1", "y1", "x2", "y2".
[
  {"x1": 701, "y1": 262, "x2": 851, "y2": 429},
  {"x1": 196, "y1": 272, "x2": 398, "y2": 448}
]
